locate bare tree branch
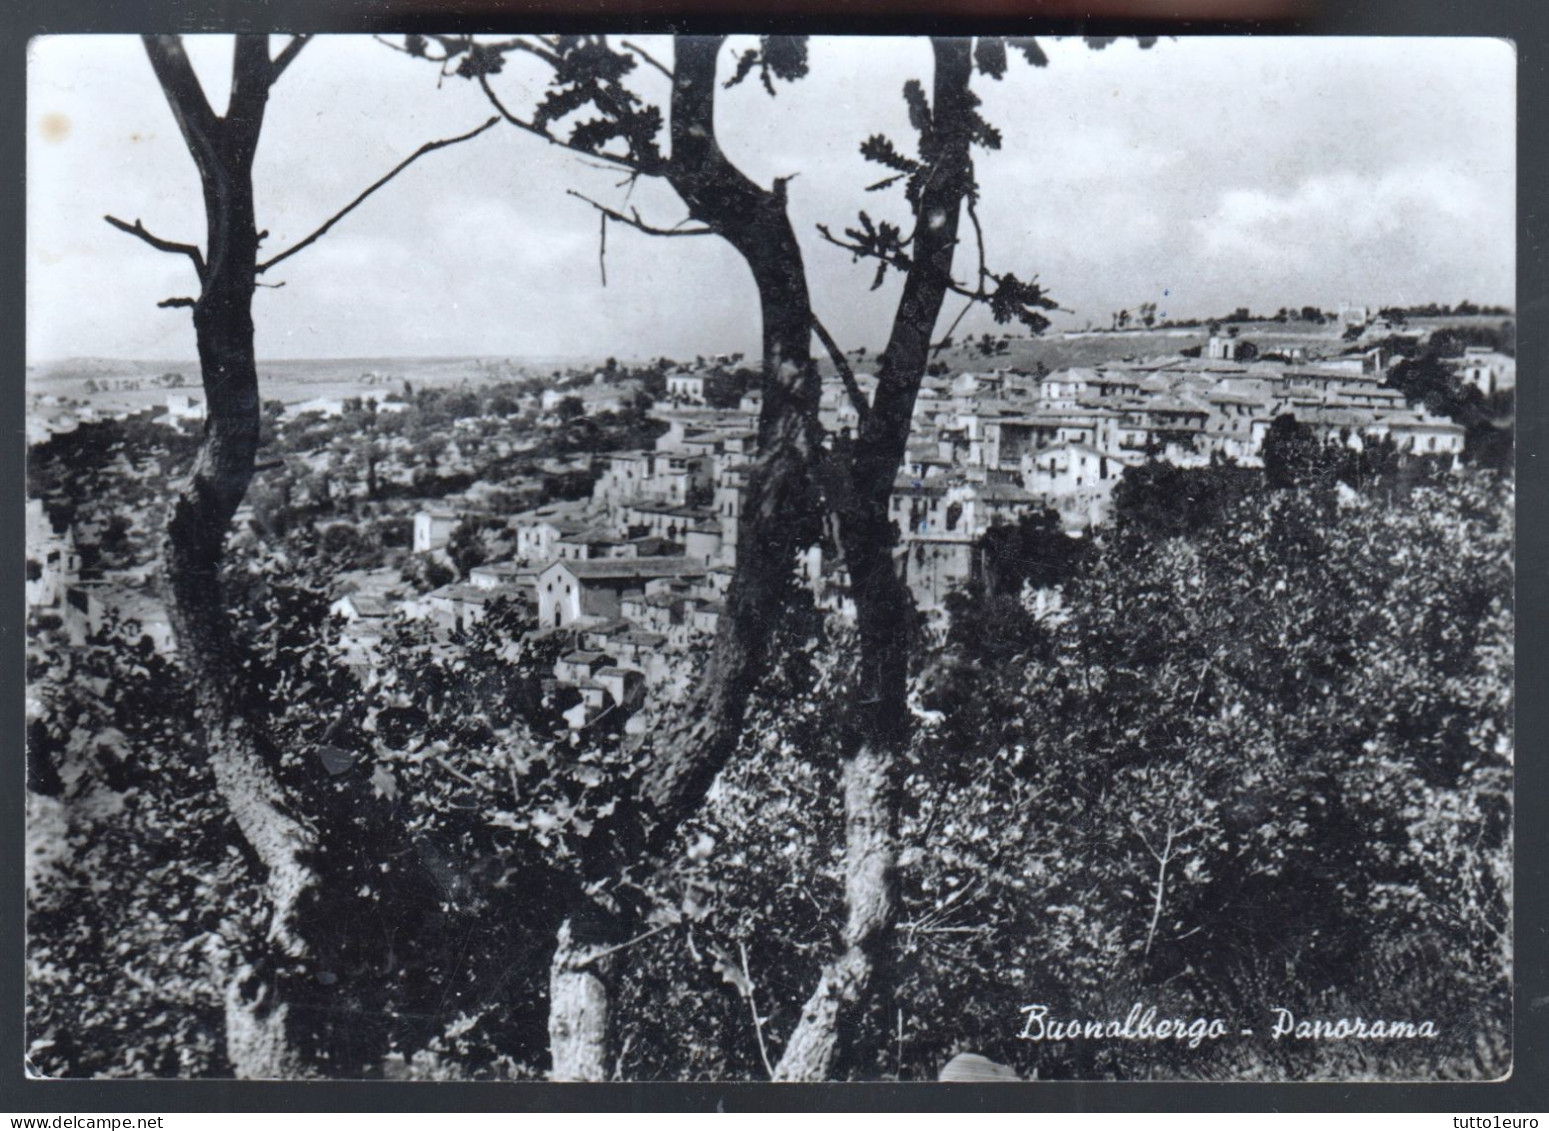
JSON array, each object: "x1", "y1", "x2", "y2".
[
  {"x1": 256, "y1": 116, "x2": 500, "y2": 274},
  {"x1": 431, "y1": 754, "x2": 487, "y2": 792},
  {"x1": 426, "y1": 33, "x2": 571, "y2": 69},
  {"x1": 818, "y1": 222, "x2": 975, "y2": 302},
  {"x1": 571, "y1": 920, "x2": 675, "y2": 970},
  {"x1": 621, "y1": 38, "x2": 674, "y2": 80},
  {"x1": 927, "y1": 196, "x2": 994, "y2": 349},
  {"x1": 157, "y1": 296, "x2": 198, "y2": 309},
  {"x1": 420, "y1": 33, "x2": 565, "y2": 68},
  {"x1": 141, "y1": 35, "x2": 218, "y2": 147},
  {"x1": 822, "y1": 216, "x2": 1067, "y2": 348},
  {"x1": 931, "y1": 297, "x2": 976, "y2": 354},
  {"x1": 1143, "y1": 823, "x2": 1176, "y2": 958},
  {"x1": 966, "y1": 192, "x2": 989, "y2": 287},
  {"x1": 739, "y1": 940, "x2": 776, "y2": 1080},
  {"x1": 598, "y1": 210, "x2": 608, "y2": 287},
  {"x1": 104, "y1": 215, "x2": 207, "y2": 280},
  {"x1": 500, "y1": 35, "x2": 566, "y2": 69},
  {"x1": 374, "y1": 34, "x2": 453, "y2": 63},
  {"x1": 270, "y1": 34, "x2": 312, "y2": 81},
  {"x1": 565, "y1": 189, "x2": 714, "y2": 237},
  {"x1": 811, "y1": 315, "x2": 870, "y2": 424}
]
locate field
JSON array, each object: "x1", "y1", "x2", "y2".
[
  {"x1": 893, "y1": 314, "x2": 1512, "y2": 376},
  {"x1": 837, "y1": 319, "x2": 1345, "y2": 376}
]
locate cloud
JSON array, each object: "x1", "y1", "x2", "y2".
[
  {"x1": 26, "y1": 36, "x2": 1516, "y2": 361},
  {"x1": 1203, "y1": 166, "x2": 1487, "y2": 257},
  {"x1": 1190, "y1": 164, "x2": 1511, "y2": 307}
]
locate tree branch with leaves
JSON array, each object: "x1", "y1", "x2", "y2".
[
  {"x1": 394, "y1": 32, "x2": 833, "y2": 1079},
  {"x1": 391, "y1": 32, "x2": 1152, "y2": 1081}
]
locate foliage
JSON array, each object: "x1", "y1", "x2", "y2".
[
  {"x1": 225, "y1": 555, "x2": 563, "y2": 1076},
  {"x1": 941, "y1": 508, "x2": 1090, "y2": 664},
  {"x1": 605, "y1": 470, "x2": 1510, "y2": 1081},
  {"x1": 400, "y1": 553, "x2": 455, "y2": 594},
  {"x1": 28, "y1": 449, "x2": 1513, "y2": 1082},
  {"x1": 909, "y1": 471, "x2": 1510, "y2": 1079},
  {"x1": 446, "y1": 518, "x2": 491, "y2": 578},
  {"x1": 1110, "y1": 459, "x2": 1263, "y2": 541},
  {"x1": 26, "y1": 623, "x2": 252, "y2": 1077},
  {"x1": 724, "y1": 36, "x2": 810, "y2": 96}
]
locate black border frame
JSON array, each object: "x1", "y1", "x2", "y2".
[{"x1": 3, "y1": 0, "x2": 1544, "y2": 1113}]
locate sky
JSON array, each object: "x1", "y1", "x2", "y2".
[{"x1": 26, "y1": 35, "x2": 1515, "y2": 363}]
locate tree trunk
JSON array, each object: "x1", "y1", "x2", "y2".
[
  {"x1": 144, "y1": 34, "x2": 324, "y2": 1078},
  {"x1": 776, "y1": 38, "x2": 977, "y2": 1081},
  {"x1": 547, "y1": 37, "x2": 827, "y2": 1080},
  {"x1": 134, "y1": 35, "x2": 502, "y2": 1077},
  {"x1": 223, "y1": 962, "x2": 306, "y2": 1080},
  {"x1": 174, "y1": 219, "x2": 325, "y2": 1077},
  {"x1": 635, "y1": 226, "x2": 822, "y2": 830},
  {"x1": 547, "y1": 918, "x2": 619, "y2": 1081},
  {"x1": 775, "y1": 522, "x2": 911, "y2": 1080},
  {"x1": 774, "y1": 740, "x2": 900, "y2": 1080}
]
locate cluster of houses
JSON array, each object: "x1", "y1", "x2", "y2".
[
  {"x1": 25, "y1": 392, "x2": 121, "y2": 444},
  {"x1": 1456, "y1": 345, "x2": 1516, "y2": 396},
  {"x1": 327, "y1": 399, "x2": 761, "y2": 729},
  {"x1": 27, "y1": 499, "x2": 178, "y2": 655},
  {"x1": 324, "y1": 334, "x2": 1473, "y2": 731},
  {"x1": 806, "y1": 337, "x2": 1467, "y2": 609},
  {"x1": 29, "y1": 329, "x2": 1495, "y2": 733}
]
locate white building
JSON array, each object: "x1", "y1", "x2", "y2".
[
  {"x1": 413, "y1": 507, "x2": 460, "y2": 554},
  {"x1": 1022, "y1": 442, "x2": 1140, "y2": 531},
  {"x1": 666, "y1": 373, "x2": 706, "y2": 404},
  {"x1": 26, "y1": 500, "x2": 80, "y2": 611},
  {"x1": 63, "y1": 584, "x2": 177, "y2": 653},
  {"x1": 536, "y1": 556, "x2": 708, "y2": 629},
  {"x1": 1206, "y1": 335, "x2": 1239, "y2": 361},
  {"x1": 1457, "y1": 347, "x2": 1515, "y2": 396},
  {"x1": 166, "y1": 392, "x2": 206, "y2": 427}
]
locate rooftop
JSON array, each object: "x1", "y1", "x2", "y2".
[
  {"x1": 340, "y1": 594, "x2": 393, "y2": 618},
  {"x1": 542, "y1": 556, "x2": 709, "y2": 582}
]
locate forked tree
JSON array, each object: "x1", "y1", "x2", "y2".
[
  {"x1": 399, "y1": 33, "x2": 1109, "y2": 1080},
  {"x1": 394, "y1": 32, "x2": 832, "y2": 1079},
  {"x1": 107, "y1": 33, "x2": 494, "y2": 1076}
]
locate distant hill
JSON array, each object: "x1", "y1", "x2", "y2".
[
  {"x1": 822, "y1": 321, "x2": 1336, "y2": 376},
  {"x1": 26, "y1": 355, "x2": 581, "y2": 416},
  {"x1": 831, "y1": 313, "x2": 1512, "y2": 376}
]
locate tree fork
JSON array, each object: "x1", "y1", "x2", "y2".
[{"x1": 120, "y1": 33, "x2": 493, "y2": 1078}]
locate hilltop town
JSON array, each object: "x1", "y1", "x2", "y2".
[{"x1": 26, "y1": 307, "x2": 1514, "y2": 733}]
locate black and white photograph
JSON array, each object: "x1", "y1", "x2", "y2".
[{"x1": 22, "y1": 32, "x2": 1515, "y2": 1084}]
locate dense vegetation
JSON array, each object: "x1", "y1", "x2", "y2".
[{"x1": 27, "y1": 451, "x2": 1511, "y2": 1080}]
